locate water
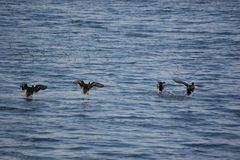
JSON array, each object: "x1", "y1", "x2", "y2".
[{"x1": 0, "y1": 0, "x2": 240, "y2": 159}]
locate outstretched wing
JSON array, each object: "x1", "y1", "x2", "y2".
[
  {"x1": 90, "y1": 82, "x2": 104, "y2": 88},
  {"x1": 173, "y1": 79, "x2": 188, "y2": 86},
  {"x1": 20, "y1": 83, "x2": 28, "y2": 90},
  {"x1": 74, "y1": 80, "x2": 84, "y2": 87},
  {"x1": 33, "y1": 84, "x2": 47, "y2": 92}
]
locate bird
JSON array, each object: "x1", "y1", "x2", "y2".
[
  {"x1": 20, "y1": 83, "x2": 47, "y2": 97},
  {"x1": 173, "y1": 79, "x2": 195, "y2": 95},
  {"x1": 74, "y1": 80, "x2": 104, "y2": 94},
  {"x1": 157, "y1": 81, "x2": 165, "y2": 92}
]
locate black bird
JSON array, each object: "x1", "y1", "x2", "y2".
[
  {"x1": 157, "y1": 81, "x2": 165, "y2": 92},
  {"x1": 20, "y1": 83, "x2": 47, "y2": 97},
  {"x1": 173, "y1": 79, "x2": 195, "y2": 95},
  {"x1": 74, "y1": 80, "x2": 104, "y2": 94}
]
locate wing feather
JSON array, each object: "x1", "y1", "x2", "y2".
[
  {"x1": 173, "y1": 79, "x2": 188, "y2": 86},
  {"x1": 91, "y1": 82, "x2": 104, "y2": 88},
  {"x1": 34, "y1": 84, "x2": 47, "y2": 92},
  {"x1": 20, "y1": 83, "x2": 28, "y2": 90},
  {"x1": 74, "y1": 80, "x2": 84, "y2": 87}
]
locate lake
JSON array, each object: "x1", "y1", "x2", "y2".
[{"x1": 0, "y1": 0, "x2": 240, "y2": 159}]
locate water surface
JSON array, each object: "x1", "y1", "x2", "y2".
[{"x1": 0, "y1": 0, "x2": 240, "y2": 159}]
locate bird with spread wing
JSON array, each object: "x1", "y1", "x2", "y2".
[
  {"x1": 173, "y1": 79, "x2": 195, "y2": 95},
  {"x1": 74, "y1": 80, "x2": 104, "y2": 94},
  {"x1": 20, "y1": 83, "x2": 47, "y2": 97}
]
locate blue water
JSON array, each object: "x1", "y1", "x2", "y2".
[{"x1": 0, "y1": 0, "x2": 240, "y2": 159}]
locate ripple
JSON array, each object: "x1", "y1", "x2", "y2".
[
  {"x1": 0, "y1": 106, "x2": 35, "y2": 112},
  {"x1": 22, "y1": 137, "x2": 60, "y2": 143},
  {"x1": 0, "y1": 0, "x2": 240, "y2": 160}
]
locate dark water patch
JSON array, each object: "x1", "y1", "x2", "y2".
[
  {"x1": 124, "y1": 152, "x2": 154, "y2": 160},
  {"x1": 70, "y1": 113, "x2": 89, "y2": 118},
  {"x1": 182, "y1": 142, "x2": 237, "y2": 149},
  {"x1": 195, "y1": 131, "x2": 240, "y2": 140},
  {"x1": 21, "y1": 137, "x2": 60, "y2": 143},
  {"x1": 68, "y1": 146, "x2": 91, "y2": 151},
  {"x1": 0, "y1": 151, "x2": 28, "y2": 160},
  {"x1": 0, "y1": 145, "x2": 57, "y2": 151},
  {"x1": 70, "y1": 19, "x2": 109, "y2": 30},
  {"x1": 125, "y1": 32, "x2": 153, "y2": 38},
  {"x1": 111, "y1": 115, "x2": 160, "y2": 121},
  {"x1": 137, "y1": 123, "x2": 164, "y2": 130},
  {"x1": 0, "y1": 106, "x2": 35, "y2": 112},
  {"x1": 228, "y1": 109, "x2": 240, "y2": 118}
]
